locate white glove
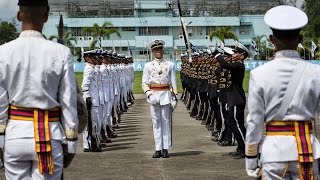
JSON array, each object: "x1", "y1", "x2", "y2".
[
  {"x1": 146, "y1": 91, "x2": 153, "y2": 98},
  {"x1": 246, "y1": 168, "x2": 260, "y2": 178},
  {"x1": 171, "y1": 100, "x2": 178, "y2": 111}
]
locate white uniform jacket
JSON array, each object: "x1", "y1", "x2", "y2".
[
  {"x1": 0, "y1": 30, "x2": 78, "y2": 153},
  {"x1": 96, "y1": 66, "x2": 105, "y2": 105},
  {"x1": 82, "y1": 63, "x2": 99, "y2": 107},
  {"x1": 246, "y1": 50, "x2": 320, "y2": 168},
  {"x1": 100, "y1": 65, "x2": 110, "y2": 103},
  {"x1": 142, "y1": 59, "x2": 177, "y2": 105}
]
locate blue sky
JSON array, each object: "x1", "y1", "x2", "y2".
[{"x1": 0, "y1": 0, "x2": 18, "y2": 22}]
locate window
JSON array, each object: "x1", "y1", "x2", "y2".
[
  {"x1": 155, "y1": 9, "x2": 167, "y2": 13},
  {"x1": 206, "y1": 26, "x2": 219, "y2": 35},
  {"x1": 239, "y1": 26, "x2": 250, "y2": 35},
  {"x1": 140, "y1": 9, "x2": 152, "y2": 13},
  {"x1": 139, "y1": 50, "x2": 148, "y2": 55},
  {"x1": 173, "y1": 27, "x2": 182, "y2": 36},
  {"x1": 122, "y1": 47, "x2": 128, "y2": 51},
  {"x1": 139, "y1": 27, "x2": 169, "y2": 36},
  {"x1": 122, "y1": 27, "x2": 135, "y2": 31},
  {"x1": 70, "y1": 27, "x2": 83, "y2": 37}
]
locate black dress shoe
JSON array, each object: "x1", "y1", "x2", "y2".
[
  {"x1": 91, "y1": 146, "x2": 102, "y2": 152},
  {"x1": 83, "y1": 148, "x2": 90, "y2": 152},
  {"x1": 100, "y1": 138, "x2": 112, "y2": 143},
  {"x1": 99, "y1": 144, "x2": 107, "y2": 148},
  {"x1": 231, "y1": 151, "x2": 245, "y2": 158},
  {"x1": 152, "y1": 151, "x2": 162, "y2": 158},
  {"x1": 218, "y1": 141, "x2": 233, "y2": 146},
  {"x1": 162, "y1": 149, "x2": 170, "y2": 158}
]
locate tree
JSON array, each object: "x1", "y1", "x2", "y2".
[
  {"x1": 82, "y1": 22, "x2": 121, "y2": 49},
  {"x1": 252, "y1": 35, "x2": 268, "y2": 60},
  {"x1": 208, "y1": 26, "x2": 238, "y2": 43},
  {"x1": 49, "y1": 32, "x2": 77, "y2": 48},
  {"x1": 0, "y1": 21, "x2": 18, "y2": 45},
  {"x1": 302, "y1": 1, "x2": 320, "y2": 44}
]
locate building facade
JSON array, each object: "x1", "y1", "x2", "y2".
[{"x1": 43, "y1": 0, "x2": 282, "y2": 61}]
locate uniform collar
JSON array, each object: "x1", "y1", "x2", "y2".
[
  {"x1": 154, "y1": 58, "x2": 164, "y2": 62},
  {"x1": 19, "y1": 30, "x2": 45, "y2": 38},
  {"x1": 275, "y1": 50, "x2": 301, "y2": 59}
]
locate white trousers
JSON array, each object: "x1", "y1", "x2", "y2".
[
  {"x1": 4, "y1": 138, "x2": 63, "y2": 180},
  {"x1": 262, "y1": 160, "x2": 319, "y2": 180},
  {"x1": 83, "y1": 106, "x2": 100, "y2": 149},
  {"x1": 150, "y1": 103, "x2": 172, "y2": 151}
]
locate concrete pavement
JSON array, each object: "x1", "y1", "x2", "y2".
[
  {"x1": 64, "y1": 96, "x2": 248, "y2": 180},
  {"x1": 0, "y1": 96, "x2": 248, "y2": 180}
]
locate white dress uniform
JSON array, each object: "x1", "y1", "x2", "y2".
[
  {"x1": 0, "y1": 30, "x2": 78, "y2": 179},
  {"x1": 246, "y1": 51, "x2": 320, "y2": 176},
  {"x1": 245, "y1": 6, "x2": 319, "y2": 179},
  {"x1": 107, "y1": 65, "x2": 114, "y2": 126},
  {"x1": 142, "y1": 58, "x2": 177, "y2": 151},
  {"x1": 96, "y1": 65, "x2": 104, "y2": 136},
  {"x1": 100, "y1": 64, "x2": 110, "y2": 132},
  {"x1": 82, "y1": 63, "x2": 100, "y2": 149}
]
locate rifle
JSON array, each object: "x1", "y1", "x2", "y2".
[{"x1": 177, "y1": 0, "x2": 192, "y2": 63}]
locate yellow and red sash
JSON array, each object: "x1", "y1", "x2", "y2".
[
  {"x1": 9, "y1": 105, "x2": 60, "y2": 175},
  {"x1": 266, "y1": 121, "x2": 314, "y2": 180}
]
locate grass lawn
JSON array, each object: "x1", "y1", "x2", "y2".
[{"x1": 76, "y1": 71, "x2": 250, "y2": 94}]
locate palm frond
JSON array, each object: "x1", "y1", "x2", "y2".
[
  {"x1": 48, "y1": 35, "x2": 58, "y2": 41},
  {"x1": 89, "y1": 39, "x2": 99, "y2": 49}
]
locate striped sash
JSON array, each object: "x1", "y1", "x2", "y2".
[
  {"x1": 149, "y1": 84, "x2": 170, "y2": 91},
  {"x1": 266, "y1": 121, "x2": 314, "y2": 180},
  {"x1": 9, "y1": 105, "x2": 60, "y2": 175}
]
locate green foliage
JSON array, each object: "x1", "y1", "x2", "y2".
[
  {"x1": 209, "y1": 26, "x2": 238, "y2": 43},
  {"x1": 49, "y1": 32, "x2": 77, "y2": 47},
  {"x1": 302, "y1": 0, "x2": 320, "y2": 59},
  {"x1": 82, "y1": 22, "x2": 121, "y2": 49},
  {"x1": 251, "y1": 35, "x2": 269, "y2": 60},
  {"x1": 0, "y1": 21, "x2": 18, "y2": 45}
]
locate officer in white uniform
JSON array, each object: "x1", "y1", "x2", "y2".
[
  {"x1": 82, "y1": 51, "x2": 101, "y2": 152},
  {"x1": 142, "y1": 40, "x2": 178, "y2": 158},
  {"x1": 0, "y1": 0, "x2": 78, "y2": 179},
  {"x1": 245, "y1": 6, "x2": 320, "y2": 179}
]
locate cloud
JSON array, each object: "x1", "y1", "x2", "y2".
[{"x1": 0, "y1": 0, "x2": 18, "y2": 22}]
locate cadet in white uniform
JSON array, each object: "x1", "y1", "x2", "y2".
[
  {"x1": 245, "y1": 6, "x2": 320, "y2": 179},
  {"x1": 82, "y1": 51, "x2": 102, "y2": 152},
  {"x1": 0, "y1": 0, "x2": 78, "y2": 179},
  {"x1": 142, "y1": 40, "x2": 178, "y2": 158}
]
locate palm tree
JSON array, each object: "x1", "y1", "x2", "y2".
[
  {"x1": 252, "y1": 35, "x2": 267, "y2": 60},
  {"x1": 49, "y1": 32, "x2": 77, "y2": 48},
  {"x1": 82, "y1": 22, "x2": 121, "y2": 49},
  {"x1": 208, "y1": 26, "x2": 238, "y2": 43}
]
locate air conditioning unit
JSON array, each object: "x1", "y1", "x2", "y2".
[
  {"x1": 88, "y1": 36, "x2": 93, "y2": 41},
  {"x1": 77, "y1": 36, "x2": 84, "y2": 41},
  {"x1": 205, "y1": 35, "x2": 209, "y2": 40},
  {"x1": 179, "y1": 35, "x2": 183, "y2": 39}
]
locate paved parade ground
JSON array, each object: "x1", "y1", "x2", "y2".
[
  {"x1": 0, "y1": 96, "x2": 247, "y2": 180},
  {"x1": 64, "y1": 96, "x2": 247, "y2": 180},
  {"x1": 1, "y1": 96, "x2": 320, "y2": 179},
  {"x1": 1, "y1": 96, "x2": 320, "y2": 180}
]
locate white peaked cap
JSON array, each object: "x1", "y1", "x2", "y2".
[
  {"x1": 223, "y1": 47, "x2": 234, "y2": 55},
  {"x1": 264, "y1": 5, "x2": 308, "y2": 30}
]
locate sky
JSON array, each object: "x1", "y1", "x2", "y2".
[
  {"x1": 0, "y1": 0, "x2": 305, "y2": 22},
  {"x1": 0, "y1": 0, "x2": 18, "y2": 22}
]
